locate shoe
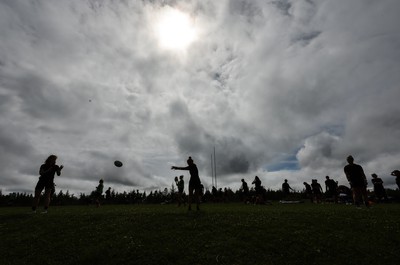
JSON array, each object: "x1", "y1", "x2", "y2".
[{"x1": 41, "y1": 210, "x2": 48, "y2": 214}]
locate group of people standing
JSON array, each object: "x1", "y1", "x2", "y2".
[
  {"x1": 343, "y1": 155, "x2": 394, "y2": 207},
  {"x1": 31, "y1": 154, "x2": 400, "y2": 212},
  {"x1": 304, "y1": 155, "x2": 397, "y2": 207},
  {"x1": 302, "y1": 177, "x2": 336, "y2": 204}
]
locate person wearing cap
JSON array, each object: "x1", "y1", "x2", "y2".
[
  {"x1": 344, "y1": 155, "x2": 370, "y2": 207},
  {"x1": 171, "y1": 157, "x2": 202, "y2": 211},
  {"x1": 391, "y1": 170, "x2": 400, "y2": 190},
  {"x1": 371, "y1": 173, "x2": 387, "y2": 202}
]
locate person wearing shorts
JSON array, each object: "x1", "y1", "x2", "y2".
[
  {"x1": 171, "y1": 156, "x2": 202, "y2": 211},
  {"x1": 32, "y1": 155, "x2": 63, "y2": 213},
  {"x1": 344, "y1": 155, "x2": 369, "y2": 207}
]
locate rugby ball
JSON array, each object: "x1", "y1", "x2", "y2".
[{"x1": 114, "y1": 160, "x2": 123, "y2": 167}]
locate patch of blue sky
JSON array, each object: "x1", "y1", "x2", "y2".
[{"x1": 265, "y1": 154, "x2": 300, "y2": 172}]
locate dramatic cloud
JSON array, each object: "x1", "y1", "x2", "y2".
[{"x1": 1, "y1": 0, "x2": 400, "y2": 196}]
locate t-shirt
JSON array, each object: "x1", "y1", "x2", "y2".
[
  {"x1": 344, "y1": 163, "x2": 366, "y2": 187},
  {"x1": 39, "y1": 164, "x2": 61, "y2": 182},
  {"x1": 311, "y1": 183, "x2": 322, "y2": 194},
  {"x1": 372, "y1": 178, "x2": 384, "y2": 189},
  {"x1": 177, "y1": 179, "x2": 184, "y2": 192},
  {"x1": 325, "y1": 179, "x2": 337, "y2": 191},
  {"x1": 96, "y1": 183, "x2": 104, "y2": 194},
  {"x1": 282, "y1": 183, "x2": 290, "y2": 193},
  {"x1": 242, "y1": 182, "x2": 249, "y2": 193}
]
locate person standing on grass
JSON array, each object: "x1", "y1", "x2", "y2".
[
  {"x1": 32, "y1": 155, "x2": 63, "y2": 213},
  {"x1": 171, "y1": 156, "x2": 202, "y2": 211},
  {"x1": 282, "y1": 179, "x2": 294, "y2": 199},
  {"x1": 344, "y1": 155, "x2": 370, "y2": 208},
  {"x1": 325, "y1": 176, "x2": 338, "y2": 203},
  {"x1": 391, "y1": 170, "x2": 400, "y2": 190},
  {"x1": 94, "y1": 179, "x2": 104, "y2": 207},
  {"x1": 303, "y1": 182, "x2": 313, "y2": 203},
  {"x1": 240, "y1": 179, "x2": 250, "y2": 203},
  {"x1": 371, "y1": 173, "x2": 387, "y2": 202},
  {"x1": 311, "y1": 179, "x2": 323, "y2": 203},
  {"x1": 175, "y1": 175, "x2": 185, "y2": 207},
  {"x1": 105, "y1": 187, "x2": 112, "y2": 201},
  {"x1": 252, "y1": 176, "x2": 264, "y2": 204}
]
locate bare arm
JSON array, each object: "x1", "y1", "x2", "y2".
[{"x1": 171, "y1": 166, "x2": 189, "y2": 170}]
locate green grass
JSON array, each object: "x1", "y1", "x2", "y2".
[{"x1": 1, "y1": 203, "x2": 400, "y2": 265}]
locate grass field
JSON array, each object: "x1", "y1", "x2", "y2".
[{"x1": 1, "y1": 202, "x2": 400, "y2": 265}]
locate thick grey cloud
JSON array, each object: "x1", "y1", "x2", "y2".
[{"x1": 1, "y1": 0, "x2": 400, "y2": 196}]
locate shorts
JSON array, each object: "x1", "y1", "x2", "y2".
[
  {"x1": 35, "y1": 178, "x2": 54, "y2": 193},
  {"x1": 189, "y1": 179, "x2": 201, "y2": 191}
]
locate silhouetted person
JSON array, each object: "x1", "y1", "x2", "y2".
[
  {"x1": 325, "y1": 176, "x2": 338, "y2": 203},
  {"x1": 391, "y1": 170, "x2": 400, "y2": 190},
  {"x1": 105, "y1": 187, "x2": 112, "y2": 201},
  {"x1": 175, "y1": 175, "x2": 185, "y2": 207},
  {"x1": 252, "y1": 176, "x2": 264, "y2": 204},
  {"x1": 171, "y1": 156, "x2": 202, "y2": 211},
  {"x1": 240, "y1": 179, "x2": 250, "y2": 203},
  {"x1": 211, "y1": 186, "x2": 218, "y2": 202},
  {"x1": 344, "y1": 155, "x2": 369, "y2": 207},
  {"x1": 94, "y1": 179, "x2": 104, "y2": 207},
  {"x1": 200, "y1": 183, "x2": 205, "y2": 198},
  {"x1": 282, "y1": 179, "x2": 294, "y2": 199},
  {"x1": 311, "y1": 179, "x2": 323, "y2": 203},
  {"x1": 32, "y1": 155, "x2": 63, "y2": 213},
  {"x1": 303, "y1": 182, "x2": 313, "y2": 203},
  {"x1": 371, "y1": 173, "x2": 387, "y2": 202}
]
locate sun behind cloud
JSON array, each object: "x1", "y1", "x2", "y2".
[{"x1": 154, "y1": 8, "x2": 197, "y2": 51}]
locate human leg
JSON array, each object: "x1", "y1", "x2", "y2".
[
  {"x1": 32, "y1": 189, "x2": 42, "y2": 211},
  {"x1": 32, "y1": 180, "x2": 45, "y2": 211},
  {"x1": 43, "y1": 189, "x2": 51, "y2": 211},
  {"x1": 361, "y1": 187, "x2": 370, "y2": 207},
  {"x1": 194, "y1": 187, "x2": 200, "y2": 210},
  {"x1": 352, "y1": 187, "x2": 362, "y2": 207},
  {"x1": 188, "y1": 186, "x2": 194, "y2": 210}
]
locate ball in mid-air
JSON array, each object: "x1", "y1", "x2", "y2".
[{"x1": 114, "y1": 160, "x2": 123, "y2": 167}]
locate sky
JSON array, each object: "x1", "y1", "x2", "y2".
[{"x1": 1, "y1": 0, "x2": 400, "y2": 196}]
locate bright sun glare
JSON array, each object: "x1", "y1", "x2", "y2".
[{"x1": 155, "y1": 8, "x2": 197, "y2": 50}]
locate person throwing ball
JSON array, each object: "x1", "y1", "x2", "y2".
[{"x1": 171, "y1": 156, "x2": 202, "y2": 211}]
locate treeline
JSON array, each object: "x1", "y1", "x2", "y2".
[{"x1": 1, "y1": 187, "x2": 400, "y2": 207}]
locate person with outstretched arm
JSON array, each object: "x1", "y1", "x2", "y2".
[{"x1": 171, "y1": 156, "x2": 202, "y2": 211}]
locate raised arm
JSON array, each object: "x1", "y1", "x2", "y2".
[{"x1": 56, "y1": 165, "x2": 64, "y2": 176}]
